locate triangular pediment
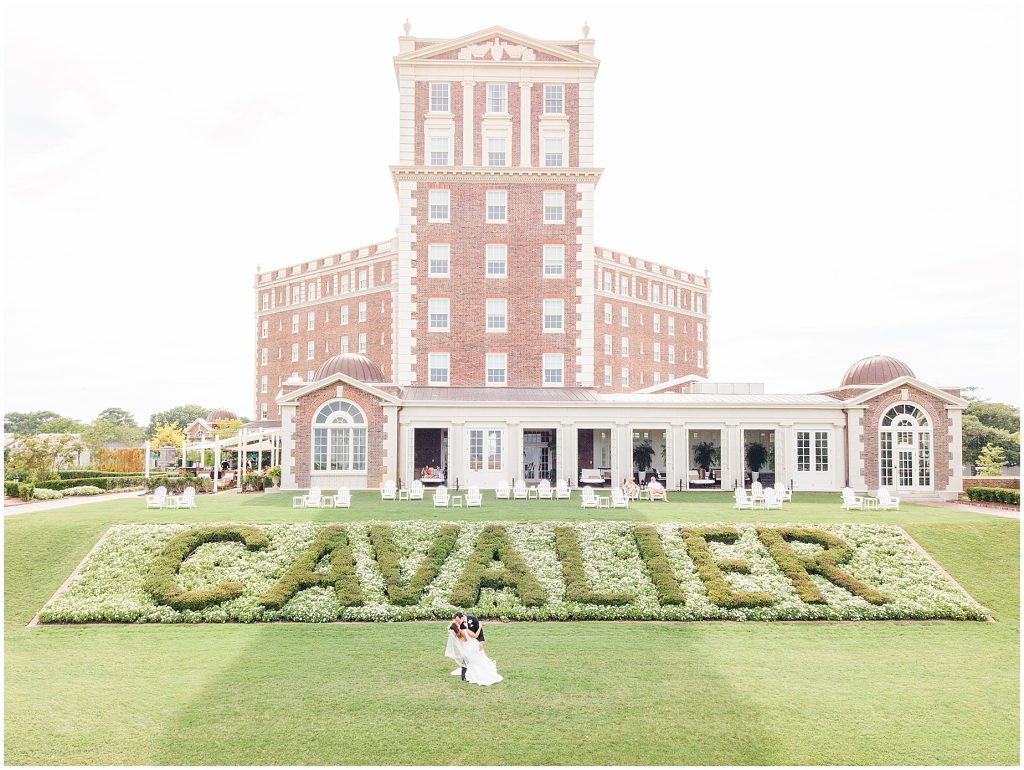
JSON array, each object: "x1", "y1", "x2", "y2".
[
  {"x1": 397, "y1": 26, "x2": 596, "y2": 65},
  {"x1": 840, "y1": 377, "x2": 969, "y2": 408}
]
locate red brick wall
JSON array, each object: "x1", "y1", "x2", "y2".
[
  {"x1": 530, "y1": 83, "x2": 579, "y2": 166},
  {"x1": 289, "y1": 385, "x2": 387, "y2": 488},
  {"x1": 414, "y1": 81, "x2": 463, "y2": 167},
  {"x1": 411, "y1": 180, "x2": 581, "y2": 386},
  {"x1": 859, "y1": 385, "x2": 954, "y2": 492},
  {"x1": 963, "y1": 476, "x2": 1020, "y2": 490}
]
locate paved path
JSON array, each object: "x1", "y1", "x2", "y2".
[
  {"x1": 3, "y1": 490, "x2": 143, "y2": 517},
  {"x1": 922, "y1": 501, "x2": 1020, "y2": 519}
]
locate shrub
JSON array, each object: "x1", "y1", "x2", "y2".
[
  {"x1": 56, "y1": 469, "x2": 142, "y2": 479},
  {"x1": 450, "y1": 524, "x2": 547, "y2": 608},
  {"x1": 63, "y1": 486, "x2": 105, "y2": 496},
  {"x1": 5, "y1": 481, "x2": 19, "y2": 497},
  {"x1": 368, "y1": 524, "x2": 460, "y2": 606},
  {"x1": 965, "y1": 486, "x2": 1020, "y2": 505},
  {"x1": 260, "y1": 526, "x2": 363, "y2": 609},
  {"x1": 631, "y1": 525, "x2": 686, "y2": 605},
  {"x1": 36, "y1": 474, "x2": 166, "y2": 492},
  {"x1": 17, "y1": 482, "x2": 35, "y2": 501},
  {"x1": 96, "y1": 447, "x2": 144, "y2": 473},
  {"x1": 32, "y1": 487, "x2": 64, "y2": 501},
  {"x1": 554, "y1": 526, "x2": 633, "y2": 605},
  {"x1": 145, "y1": 476, "x2": 210, "y2": 494},
  {"x1": 144, "y1": 525, "x2": 271, "y2": 611},
  {"x1": 241, "y1": 474, "x2": 269, "y2": 492},
  {"x1": 680, "y1": 527, "x2": 775, "y2": 608}
]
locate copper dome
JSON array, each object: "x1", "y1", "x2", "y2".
[
  {"x1": 314, "y1": 353, "x2": 386, "y2": 383},
  {"x1": 206, "y1": 408, "x2": 238, "y2": 422},
  {"x1": 840, "y1": 356, "x2": 915, "y2": 387}
]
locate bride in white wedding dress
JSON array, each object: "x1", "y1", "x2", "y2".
[{"x1": 445, "y1": 622, "x2": 503, "y2": 686}]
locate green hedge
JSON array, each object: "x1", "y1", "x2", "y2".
[
  {"x1": 260, "y1": 525, "x2": 363, "y2": 609},
  {"x1": 32, "y1": 488, "x2": 63, "y2": 501},
  {"x1": 681, "y1": 527, "x2": 775, "y2": 609},
  {"x1": 5, "y1": 481, "x2": 20, "y2": 497},
  {"x1": 450, "y1": 524, "x2": 546, "y2": 608},
  {"x1": 36, "y1": 475, "x2": 162, "y2": 491},
  {"x1": 965, "y1": 487, "x2": 1020, "y2": 505},
  {"x1": 555, "y1": 526, "x2": 634, "y2": 605},
  {"x1": 56, "y1": 469, "x2": 145, "y2": 479},
  {"x1": 368, "y1": 524, "x2": 460, "y2": 606},
  {"x1": 632, "y1": 526, "x2": 687, "y2": 605},
  {"x1": 147, "y1": 476, "x2": 211, "y2": 494}
]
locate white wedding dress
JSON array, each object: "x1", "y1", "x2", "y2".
[{"x1": 445, "y1": 630, "x2": 503, "y2": 686}]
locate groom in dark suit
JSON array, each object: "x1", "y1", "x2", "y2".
[{"x1": 452, "y1": 611, "x2": 485, "y2": 681}]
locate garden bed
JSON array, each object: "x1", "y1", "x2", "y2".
[{"x1": 36, "y1": 521, "x2": 987, "y2": 624}]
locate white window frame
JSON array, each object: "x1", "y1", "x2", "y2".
[
  {"x1": 429, "y1": 134, "x2": 450, "y2": 166},
  {"x1": 307, "y1": 311, "x2": 315, "y2": 331},
  {"x1": 621, "y1": 307, "x2": 629, "y2": 327},
  {"x1": 485, "y1": 298, "x2": 507, "y2": 332},
  {"x1": 428, "y1": 243, "x2": 450, "y2": 277},
  {"x1": 543, "y1": 190, "x2": 564, "y2": 224},
  {"x1": 306, "y1": 340, "x2": 315, "y2": 360},
  {"x1": 485, "y1": 352, "x2": 507, "y2": 386},
  {"x1": 486, "y1": 190, "x2": 507, "y2": 223},
  {"x1": 428, "y1": 352, "x2": 450, "y2": 386},
  {"x1": 604, "y1": 303, "x2": 612, "y2": 324},
  {"x1": 487, "y1": 83, "x2": 507, "y2": 114},
  {"x1": 428, "y1": 298, "x2": 450, "y2": 331},
  {"x1": 428, "y1": 189, "x2": 450, "y2": 223},
  {"x1": 340, "y1": 335, "x2": 349, "y2": 354},
  {"x1": 311, "y1": 399, "x2": 368, "y2": 473},
  {"x1": 543, "y1": 136, "x2": 565, "y2": 167},
  {"x1": 621, "y1": 337, "x2": 629, "y2": 357},
  {"x1": 542, "y1": 353, "x2": 564, "y2": 386},
  {"x1": 603, "y1": 334, "x2": 612, "y2": 355},
  {"x1": 358, "y1": 333, "x2": 367, "y2": 353},
  {"x1": 487, "y1": 136, "x2": 507, "y2": 167},
  {"x1": 604, "y1": 365, "x2": 612, "y2": 386},
  {"x1": 429, "y1": 82, "x2": 450, "y2": 113},
  {"x1": 358, "y1": 302, "x2": 367, "y2": 322},
  {"x1": 291, "y1": 314, "x2": 299, "y2": 333},
  {"x1": 543, "y1": 83, "x2": 564, "y2": 114},
  {"x1": 291, "y1": 343, "x2": 299, "y2": 362},
  {"x1": 542, "y1": 244, "x2": 564, "y2": 277},
  {"x1": 543, "y1": 299, "x2": 564, "y2": 332},
  {"x1": 485, "y1": 244, "x2": 507, "y2": 277}
]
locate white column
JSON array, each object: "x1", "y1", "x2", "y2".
[
  {"x1": 145, "y1": 440, "x2": 151, "y2": 479},
  {"x1": 237, "y1": 430, "x2": 244, "y2": 483},
  {"x1": 181, "y1": 438, "x2": 187, "y2": 471},
  {"x1": 846, "y1": 408, "x2": 866, "y2": 491},
  {"x1": 213, "y1": 436, "x2": 221, "y2": 493},
  {"x1": 947, "y1": 408, "x2": 964, "y2": 500},
  {"x1": 461, "y1": 81, "x2": 475, "y2": 166},
  {"x1": 518, "y1": 82, "x2": 533, "y2": 167}
]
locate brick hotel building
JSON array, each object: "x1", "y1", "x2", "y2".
[{"x1": 248, "y1": 26, "x2": 966, "y2": 501}]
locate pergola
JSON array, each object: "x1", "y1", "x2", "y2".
[{"x1": 145, "y1": 425, "x2": 284, "y2": 493}]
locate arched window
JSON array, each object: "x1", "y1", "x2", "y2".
[
  {"x1": 879, "y1": 404, "x2": 931, "y2": 488},
  {"x1": 312, "y1": 400, "x2": 367, "y2": 472}
]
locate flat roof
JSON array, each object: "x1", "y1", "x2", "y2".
[
  {"x1": 400, "y1": 387, "x2": 599, "y2": 402},
  {"x1": 397, "y1": 388, "x2": 839, "y2": 406}
]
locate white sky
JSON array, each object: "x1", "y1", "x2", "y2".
[{"x1": 3, "y1": 0, "x2": 1020, "y2": 425}]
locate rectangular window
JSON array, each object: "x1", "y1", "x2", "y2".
[
  {"x1": 306, "y1": 340, "x2": 315, "y2": 360},
  {"x1": 880, "y1": 432, "x2": 893, "y2": 486},
  {"x1": 604, "y1": 365, "x2": 612, "y2": 386},
  {"x1": 603, "y1": 334, "x2": 612, "y2": 355},
  {"x1": 261, "y1": 403, "x2": 268, "y2": 420},
  {"x1": 261, "y1": 320, "x2": 268, "y2": 339},
  {"x1": 486, "y1": 352, "x2": 507, "y2": 385},
  {"x1": 292, "y1": 286, "x2": 300, "y2": 304},
  {"x1": 340, "y1": 305, "x2": 349, "y2": 324},
  {"x1": 487, "y1": 137, "x2": 506, "y2": 167},
  {"x1": 429, "y1": 298, "x2": 450, "y2": 331},
  {"x1": 621, "y1": 337, "x2": 629, "y2": 357},
  {"x1": 604, "y1": 303, "x2": 612, "y2": 324},
  {"x1": 260, "y1": 348, "x2": 268, "y2": 365},
  {"x1": 543, "y1": 353, "x2": 564, "y2": 385},
  {"x1": 358, "y1": 302, "x2": 367, "y2": 322},
  {"x1": 485, "y1": 244, "x2": 507, "y2": 277},
  {"x1": 697, "y1": 323, "x2": 704, "y2": 342},
  {"x1": 619, "y1": 276, "x2": 629, "y2": 296},
  {"x1": 697, "y1": 350, "x2": 704, "y2": 368},
  {"x1": 918, "y1": 432, "x2": 931, "y2": 486},
  {"x1": 291, "y1": 343, "x2": 299, "y2": 362},
  {"x1": 543, "y1": 191, "x2": 564, "y2": 223},
  {"x1": 340, "y1": 335, "x2": 349, "y2": 354},
  {"x1": 652, "y1": 285, "x2": 661, "y2": 304},
  {"x1": 261, "y1": 293, "x2": 269, "y2": 310},
  {"x1": 487, "y1": 83, "x2": 507, "y2": 113},
  {"x1": 428, "y1": 189, "x2": 450, "y2": 222},
  {"x1": 341, "y1": 274, "x2": 350, "y2": 293},
  {"x1": 603, "y1": 271, "x2": 612, "y2": 292},
  {"x1": 543, "y1": 299, "x2": 564, "y2": 331},
  {"x1": 654, "y1": 343, "x2": 661, "y2": 362},
  {"x1": 543, "y1": 137, "x2": 564, "y2": 167},
  {"x1": 358, "y1": 271, "x2": 367, "y2": 291},
  {"x1": 668, "y1": 317, "x2": 675, "y2": 336},
  {"x1": 307, "y1": 311, "x2": 315, "y2": 331},
  {"x1": 654, "y1": 372, "x2": 662, "y2": 385},
  {"x1": 429, "y1": 135, "x2": 449, "y2": 166},
  {"x1": 260, "y1": 376, "x2": 268, "y2": 395},
  {"x1": 815, "y1": 431, "x2": 830, "y2": 472},
  {"x1": 308, "y1": 281, "x2": 317, "y2": 301},
  {"x1": 358, "y1": 333, "x2": 367, "y2": 353},
  {"x1": 668, "y1": 288, "x2": 676, "y2": 307},
  {"x1": 486, "y1": 190, "x2": 507, "y2": 223},
  {"x1": 652, "y1": 314, "x2": 661, "y2": 333},
  {"x1": 544, "y1": 83, "x2": 564, "y2": 114},
  {"x1": 469, "y1": 429, "x2": 484, "y2": 470},
  {"x1": 696, "y1": 294, "x2": 705, "y2": 313},
  {"x1": 543, "y1": 244, "x2": 564, "y2": 277},
  {"x1": 486, "y1": 298, "x2": 507, "y2": 331},
  {"x1": 428, "y1": 244, "x2": 450, "y2": 276},
  {"x1": 428, "y1": 352, "x2": 450, "y2": 385},
  {"x1": 668, "y1": 345, "x2": 676, "y2": 364},
  {"x1": 429, "y1": 82, "x2": 449, "y2": 112},
  {"x1": 487, "y1": 429, "x2": 503, "y2": 470},
  {"x1": 797, "y1": 431, "x2": 811, "y2": 472},
  {"x1": 291, "y1": 314, "x2": 299, "y2": 333},
  {"x1": 621, "y1": 307, "x2": 629, "y2": 327},
  {"x1": 621, "y1": 367, "x2": 629, "y2": 388}
]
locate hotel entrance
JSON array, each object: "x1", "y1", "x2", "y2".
[{"x1": 522, "y1": 429, "x2": 556, "y2": 484}]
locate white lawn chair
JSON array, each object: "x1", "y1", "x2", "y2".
[
  {"x1": 380, "y1": 480, "x2": 397, "y2": 500},
  {"x1": 555, "y1": 479, "x2": 571, "y2": 499},
  {"x1": 333, "y1": 487, "x2": 352, "y2": 508},
  {"x1": 876, "y1": 488, "x2": 900, "y2": 510},
  {"x1": 750, "y1": 481, "x2": 765, "y2": 501},
  {"x1": 648, "y1": 483, "x2": 669, "y2": 502},
  {"x1": 409, "y1": 480, "x2": 425, "y2": 500},
  {"x1": 611, "y1": 487, "x2": 629, "y2": 508},
  {"x1": 763, "y1": 488, "x2": 783, "y2": 510},
  {"x1": 293, "y1": 487, "x2": 322, "y2": 508},
  {"x1": 167, "y1": 486, "x2": 197, "y2": 509},
  {"x1": 537, "y1": 479, "x2": 553, "y2": 499},
  {"x1": 512, "y1": 480, "x2": 528, "y2": 500},
  {"x1": 146, "y1": 486, "x2": 167, "y2": 509},
  {"x1": 495, "y1": 480, "x2": 511, "y2": 500},
  {"x1": 466, "y1": 486, "x2": 482, "y2": 507},
  {"x1": 580, "y1": 486, "x2": 598, "y2": 509},
  {"x1": 775, "y1": 483, "x2": 792, "y2": 502},
  {"x1": 433, "y1": 485, "x2": 450, "y2": 508},
  {"x1": 733, "y1": 487, "x2": 753, "y2": 510},
  {"x1": 840, "y1": 487, "x2": 865, "y2": 510}
]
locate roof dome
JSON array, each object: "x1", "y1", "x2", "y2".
[
  {"x1": 314, "y1": 353, "x2": 386, "y2": 383},
  {"x1": 840, "y1": 355, "x2": 915, "y2": 387},
  {"x1": 206, "y1": 407, "x2": 238, "y2": 422}
]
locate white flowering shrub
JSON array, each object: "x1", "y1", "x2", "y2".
[{"x1": 37, "y1": 521, "x2": 987, "y2": 624}]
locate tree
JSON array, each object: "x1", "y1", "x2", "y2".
[
  {"x1": 977, "y1": 443, "x2": 1008, "y2": 476},
  {"x1": 35, "y1": 416, "x2": 87, "y2": 434},
  {"x1": 146, "y1": 405, "x2": 207, "y2": 437},
  {"x1": 960, "y1": 392, "x2": 1020, "y2": 468},
  {"x1": 210, "y1": 418, "x2": 243, "y2": 441},
  {"x1": 81, "y1": 420, "x2": 145, "y2": 456},
  {"x1": 96, "y1": 407, "x2": 138, "y2": 427},
  {"x1": 6, "y1": 434, "x2": 85, "y2": 481},
  {"x1": 150, "y1": 422, "x2": 187, "y2": 449},
  {"x1": 745, "y1": 442, "x2": 768, "y2": 473},
  {"x1": 632, "y1": 439, "x2": 655, "y2": 473},
  {"x1": 5, "y1": 411, "x2": 62, "y2": 434}
]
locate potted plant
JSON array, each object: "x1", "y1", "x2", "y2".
[
  {"x1": 745, "y1": 442, "x2": 768, "y2": 483},
  {"x1": 632, "y1": 439, "x2": 655, "y2": 480},
  {"x1": 693, "y1": 442, "x2": 715, "y2": 480},
  {"x1": 267, "y1": 465, "x2": 281, "y2": 488}
]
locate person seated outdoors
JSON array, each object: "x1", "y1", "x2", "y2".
[
  {"x1": 622, "y1": 478, "x2": 641, "y2": 500},
  {"x1": 646, "y1": 474, "x2": 669, "y2": 502}
]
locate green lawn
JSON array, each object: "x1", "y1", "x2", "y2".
[{"x1": 5, "y1": 491, "x2": 1019, "y2": 765}]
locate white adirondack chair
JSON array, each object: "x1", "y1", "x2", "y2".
[
  {"x1": 537, "y1": 479, "x2": 553, "y2": 499},
  {"x1": 433, "y1": 485, "x2": 450, "y2": 508},
  {"x1": 555, "y1": 479, "x2": 571, "y2": 499},
  {"x1": 168, "y1": 486, "x2": 197, "y2": 509},
  {"x1": 877, "y1": 488, "x2": 901, "y2": 510},
  {"x1": 750, "y1": 481, "x2": 765, "y2": 501},
  {"x1": 146, "y1": 486, "x2": 167, "y2": 509},
  {"x1": 733, "y1": 487, "x2": 753, "y2": 510},
  {"x1": 580, "y1": 486, "x2": 598, "y2": 509},
  {"x1": 775, "y1": 483, "x2": 793, "y2": 502},
  {"x1": 293, "y1": 487, "x2": 322, "y2": 508},
  {"x1": 333, "y1": 487, "x2": 352, "y2": 508},
  {"x1": 512, "y1": 480, "x2": 528, "y2": 499},
  {"x1": 610, "y1": 487, "x2": 629, "y2": 508},
  {"x1": 466, "y1": 486, "x2": 482, "y2": 507},
  {"x1": 409, "y1": 480, "x2": 425, "y2": 500},
  {"x1": 380, "y1": 480, "x2": 397, "y2": 500},
  {"x1": 495, "y1": 480, "x2": 511, "y2": 500},
  {"x1": 763, "y1": 488, "x2": 783, "y2": 510},
  {"x1": 840, "y1": 487, "x2": 865, "y2": 510}
]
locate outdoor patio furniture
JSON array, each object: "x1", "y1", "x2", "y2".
[
  {"x1": 555, "y1": 480, "x2": 572, "y2": 499},
  {"x1": 166, "y1": 486, "x2": 197, "y2": 509},
  {"x1": 579, "y1": 468, "x2": 604, "y2": 485},
  {"x1": 433, "y1": 486, "x2": 450, "y2": 508},
  {"x1": 409, "y1": 480, "x2": 425, "y2": 500},
  {"x1": 733, "y1": 487, "x2": 753, "y2": 510},
  {"x1": 775, "y1": 483, "x2": 793, "y2": 502},
  {"x1": 840, "y1": 487, "x2": 865, "y2": 510},
  {"x1": 380, "y1": 480, "x2": 397, "y2": 500},
  {"x1": 293, "y1": 487, "x2": 321, "y2": 508},
  {"x1": 466, "y1": 486, "x2": 482, "y2": 507},
  {"x1": 495, "y1": 480, "x2": 511, "y2": 500},
  {"x1": 333, "y1": 487, "x2": 352, "y2": 508},
  {"x1": 580, "y1": 487, "x2": 598, "y2": 509},
  {"x1": 397, "y1": 488, "x2": 410, "y2": 501},
  {"x1": 513, "y1": 480, "x2": 528, "y2": 499},
  {"x1": 146, "y1": 486, "x2": 167, "y2": 509},
  {"x1": 537, "y1": 479, "x2": 553, "y2": 499},
  {"x1": 610, "y1": 488, "x2": 629, "y2": 508},
  {"x1": 876, "y1": 488, "x2": 901, "y2": 510}
]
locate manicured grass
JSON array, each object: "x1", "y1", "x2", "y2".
[{"x1": 4, "y1": 491, "x2": 1019, "y2": 764}]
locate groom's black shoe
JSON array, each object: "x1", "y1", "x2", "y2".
[{"x1": 460, "y1": 667, "x2": 467, "y2": 681}]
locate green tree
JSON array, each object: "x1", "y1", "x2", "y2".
[
  {"x1": 35, "y1": 416, "x2": 87, "y2": 434},
  {"x1": 6, "y1": 434, "x2": 85, "y2": 481},
  {"x1": 96, "y1": 407, "x2": 138, "y2": 427},
  {"x1": 146, "y1": 405, "x2": 207, "y2": 437},
  {"x1": 150, "y1": 423, "x2": 187, "y2": 449},
  {"x1": 5, "y1": 411, "x2": 62, "y2": 434},
  {"x1": 81, "y1": 420, "x2": 145, "y2": 456},
  {"x1": 961, "y1": 391, "x2": 1020, "y2": 467},
  {"x1": 976, "y1": 443, "x2": 1008, "y2": 476}
]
